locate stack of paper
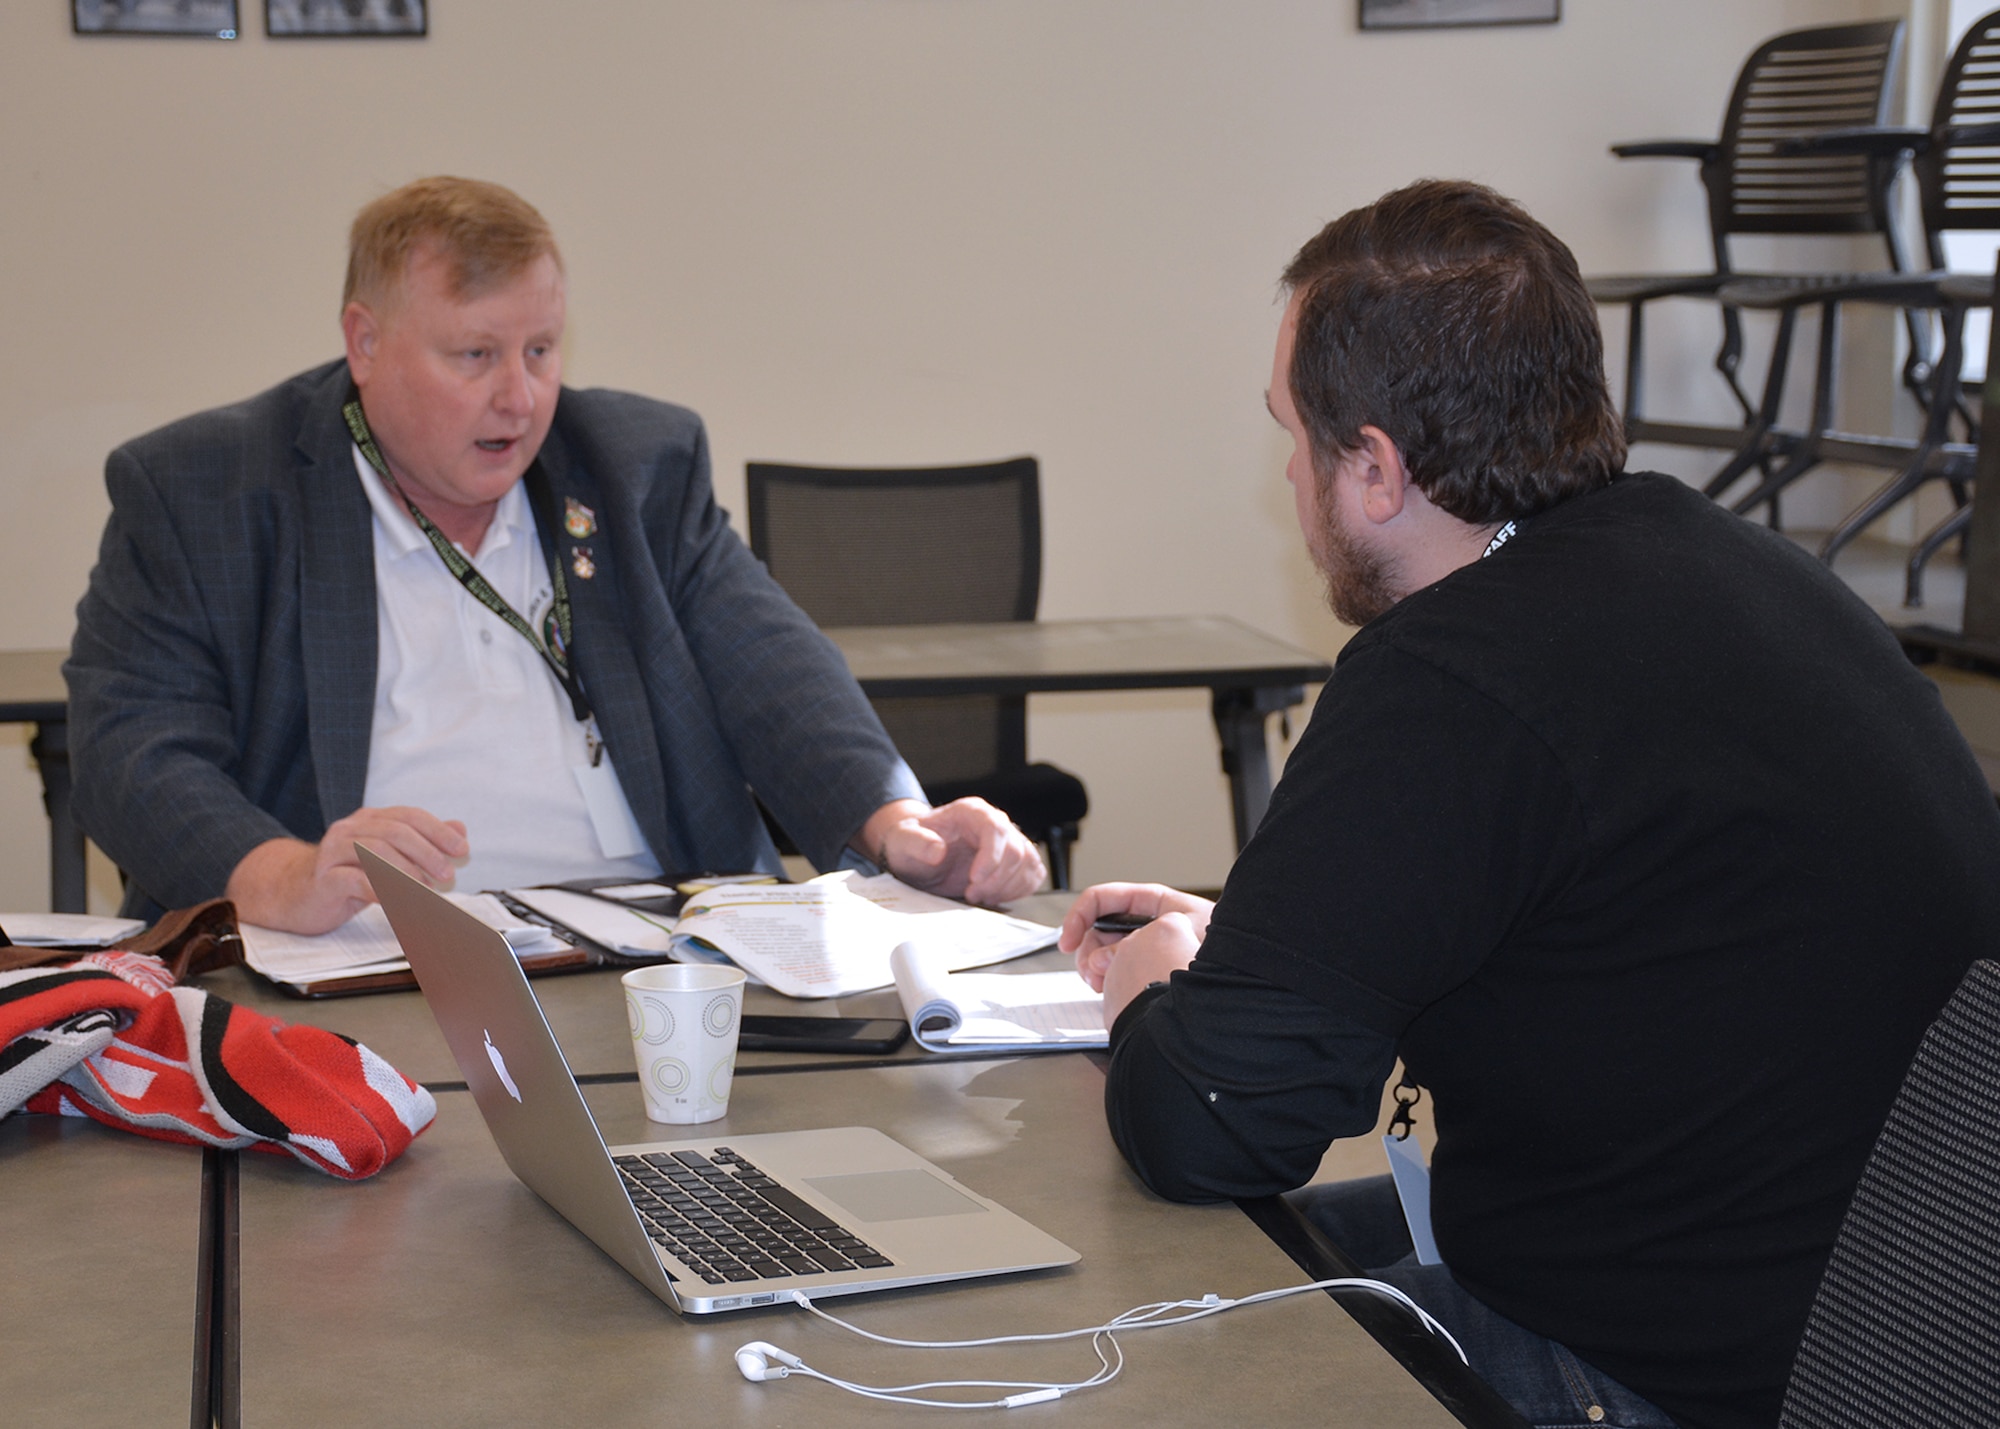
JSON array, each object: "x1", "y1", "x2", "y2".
[
  {"x1": 670, "y1": 872, "x2": 1056, "y2": 998},
  {"x1": 240, "y1": 894, "x2": 565, "y2": 993},
  {"x1": 890, "y1": 941, "x2": 1106, "y2": 1053},
  {"x1": 503, "y1": 886, "x2": 676, "y2": 960},
  {"x1": 0, "y1": 913, "x2": 145, "y2": 948}
]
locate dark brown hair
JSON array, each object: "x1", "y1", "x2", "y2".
[
  {"x1": 1281, "y1": 179, "x2": 1624, "y2": 524},
  {"x1": 344, "y1": 176, "x2": 561, "y2": 312}
]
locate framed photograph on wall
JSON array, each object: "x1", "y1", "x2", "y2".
[
  {"x1": 1360, "y1": 0, "x2": 1559, "y2": 30},
  {"x1": 266, "y1": 0, "x2": 425, "y2": 36},
  {"x1": 72, "y1": 0, "x2": 239, "y2": 36}
]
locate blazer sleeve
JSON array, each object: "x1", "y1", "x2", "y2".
[
  {"x1": 633, "y1": 412, "x2": 923, "y2": 869},
  {"x1": 66, "y1": 441, "x2": 296, "y2": 911}
]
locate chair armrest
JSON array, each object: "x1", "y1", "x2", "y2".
[
  {"x1": 1941, "y1": 120, "x2": 2000, "y2": 149},
  {"x1": 1609, "y1": 139, "x2": 1718, "y2": 162},
  {"x1": 1776, "y1": 125, "x2": 1927, "y2": 158}
]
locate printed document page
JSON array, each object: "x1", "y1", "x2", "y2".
[{"x1": 669, "y1": 872, "x2": 1056, "y2": 998}]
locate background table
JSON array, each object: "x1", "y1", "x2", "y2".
[
  {"x1": 232, "y1": 1055, "x2": 1457, "y2": 1427},
  {"x1": 828, "y1": 616, "x2": 1332, "y2": 849},
  {"x1": 0, "y1": 649, "x2": 83, "y2": 913},
  {"x1": 0, "y1": 618, "x2": 1332, "y2": 911}
]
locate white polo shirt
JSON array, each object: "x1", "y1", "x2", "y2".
[{"x1": 355, "y1": 448, "x2": 662, "y2": 893}]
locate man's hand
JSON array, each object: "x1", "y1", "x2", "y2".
[
  {"x1": 224, "y1": 806, "x2": 469, "y2": 935},
  {"x1": 1059, "y1": 882, "x2": 1215, "y2": 1025},
  {"x1": 857, "y1": 797, "x2": 1046, "y2": 906}
]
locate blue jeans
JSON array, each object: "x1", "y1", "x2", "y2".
[{"x1": 1286, "y1": 1175, "x2": 1679, "y2": 1429}]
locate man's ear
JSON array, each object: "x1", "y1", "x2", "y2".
[
  {"x1": 341, "y1": 302, "x2": 379, "y2": 385},
  {"x1": 1353, "y1": 425, "x2": 1413, "y2": 526}
]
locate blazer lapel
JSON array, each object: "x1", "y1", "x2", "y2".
[
  {"x1": 295, "y1": 369, "x2": 378, "y2": 825},
  {"x1": 536, "y1": 420, "x2": 679, "y2": 871}
]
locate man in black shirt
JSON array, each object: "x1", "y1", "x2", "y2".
[{"x1": 1061, "y1": 180, "x2": 2000, "y2": 1429}]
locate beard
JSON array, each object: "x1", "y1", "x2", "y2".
[{"x1": 1311, "y1": 490, "x2": 1400, "y2": 628}]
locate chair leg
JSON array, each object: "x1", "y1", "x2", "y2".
[
  {"x1": 1716, "y1": 302, "x2": 1757, "y2": 423},
  {"x1": 1043, "y1": 826, "x2": 1076, "y2": 892},
  {"x1": 1706, "y1": 304, "x2": 1804, "y2": 505},
  {"x1": 1821, "y1": 303, "x2": 1969, "y2": 569},
  {"x1": 1821, "y1": 457, "x2": 1940, "y2": 566},
  {"x1": 1621, "y1": 299, "x2": 1647, "y2": 430},
  {"x1": 1907, "y1": 503, "x2": 1975, "y2": 608},
  {"x1": 1731, "y1": 302, "x2": 1837, "y2": 523}
]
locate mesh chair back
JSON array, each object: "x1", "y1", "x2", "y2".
[
  {"x1": 747, "y1": 460, "x2": 1039, "y2": 627},
  {"x1": 1708, "y1": 20, "x2": 1906, "y2": 249},
  {"x1": 1777, "y1": 958, "x2": 2000, "y2": 1428},
  {"x1": 1917, "y1": 10, "x2": 2000, "y2": 263},
  {"x1": 746, "y1": 458, "x2": 1041, "y2": 784}
]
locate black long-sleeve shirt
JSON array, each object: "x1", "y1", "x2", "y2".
[{"x1": 1106, "y1": 474, "x2": 2000, "y2": 1429}]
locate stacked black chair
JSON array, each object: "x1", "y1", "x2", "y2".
[
  {"x1": 746, "y1": 458, "x2": 1088, "y2": 889},
  {"x1": 1776, "y1": 958, "x2": 2000, "y2": 1427},
  {"x1": 1586, "y1": 21, "x2": 1910, "y2": 467},
  {"x1": 1712, "y1": 10, "x2": 2000, "y2": 599}
]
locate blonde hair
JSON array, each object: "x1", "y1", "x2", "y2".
[{"x1": 343, "y1": 176, "x2": 561, "y2": 312}]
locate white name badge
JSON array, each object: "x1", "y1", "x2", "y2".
[
  {"x1": 574, "y1": 760, "x2": 651, "y2": 861},
  {"x1": 1383, "y1": 1133, "x2": 1443, "y2": 1266}
]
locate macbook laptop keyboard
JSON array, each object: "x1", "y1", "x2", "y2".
[{"x1": 614, "y1": 1146, "x2": 895, "y2": 1285}]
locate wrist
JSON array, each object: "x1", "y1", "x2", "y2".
[
  {"x1": 853, "y1": 798, "x2": 931, "y2": 869},
  {"x1": 224, "y1": 836, "x2": 318, "y2": 928}
]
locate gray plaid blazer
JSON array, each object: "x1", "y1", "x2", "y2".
[{"x1": 67, "y1": 360, "x2": 919, "y2": 916}]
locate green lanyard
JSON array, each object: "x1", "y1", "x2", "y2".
[{"x1": 341, "y1": 394, "x2": 595, "y2": 742}]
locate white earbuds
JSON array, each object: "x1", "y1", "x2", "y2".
[{"x1": 733, "y1": 1341, "x2": 803, "y2": 1382}]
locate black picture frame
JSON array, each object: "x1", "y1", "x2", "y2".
[
  {"x1": 1360, "y1": 0, "x2": 1559, "y2": 31},
  {"x1": 72, "y1": 0, "x2": 240, "y2": 37},
  {"x1": 265, "y1": 0, "x2": 425, "y2": 37}
]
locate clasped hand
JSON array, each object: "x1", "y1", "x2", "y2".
[{"x1": 1058, "y1": 882, "x2": 1214, "y2": 1025}]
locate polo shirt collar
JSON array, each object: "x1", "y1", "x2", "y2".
[{"x1": 351, "y1": 443, "x2": 532, "y2": 563}]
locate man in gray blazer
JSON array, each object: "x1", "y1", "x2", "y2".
[{"x1": 68, "y1": 176, "x2": 1043, "y2": 932}]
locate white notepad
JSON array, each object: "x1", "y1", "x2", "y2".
[{"x1": 890, "y1": 941, "x2": 1107, "y2": 1053}]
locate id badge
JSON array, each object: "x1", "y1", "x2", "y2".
[
  {"x1": 574, "y1": 759, "x2": 650, "y2": 860},
  {"x1": 1382, "y1": 1133, "x2": 1443, "y2": 1266}
]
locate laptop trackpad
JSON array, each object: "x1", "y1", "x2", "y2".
[{"x1": 805, "y1": 1169, "x2": 988, "y2": 1222}]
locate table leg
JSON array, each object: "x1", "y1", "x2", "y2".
[
  {"x1": 28, "y1": 717, "x2": 88, "y2": 914},
  {"x1": 1211, "y1": 684, "x2": 1305, "y2": 851}
]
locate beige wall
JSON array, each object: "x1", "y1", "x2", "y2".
[{"x1": 0, "y1": 0, "x2": 1905, "y2": 913}]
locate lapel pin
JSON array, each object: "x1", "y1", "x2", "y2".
[
  {"x1": 564, "y1": 497, "x2": 597, "y2": 540},
  {"x1": 572, "y1": 547, "x2": 596, "y2": 580}
]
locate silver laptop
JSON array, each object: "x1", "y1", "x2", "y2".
[{"x1": 360, "y1": 847, "x2": 1079, "y2": 1314}]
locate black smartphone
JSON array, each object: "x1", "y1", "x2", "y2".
[{"x1": 737, "y1": 1015, "x2": 910, "y2": 1055}]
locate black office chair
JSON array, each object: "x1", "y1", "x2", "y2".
[
  {"x1": 1776, "y1": 958, "x2": 2000, "y2": 1427},
  {"x1": 746, "y1": 458, "x2": 1089, "y2": 890},
  {"x1": 1586, "y1": 21, "x2": 1911, "y2": 467}
]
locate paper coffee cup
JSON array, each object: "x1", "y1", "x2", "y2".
[{"x1": 620, "y1": 963, "x2": 746, "y2": 1124}]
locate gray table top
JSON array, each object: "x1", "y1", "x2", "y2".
[
  {"x1": 826, "y1": 615, "x2": 1332, "y2": 696},
  {"x1": 0, "y1": 1115, "x2": 203, "y2": 1422},
  {"x1": 233, "y1": 1054, "x2": 1455, "y2": 1427},
  {"x1": 203, "y1": 891, "x2": 1082, "y2": 1085}
]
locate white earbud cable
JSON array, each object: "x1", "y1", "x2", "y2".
[{"x1": 734, "y1": 1276, "x2": 1467, "y2": 1409}]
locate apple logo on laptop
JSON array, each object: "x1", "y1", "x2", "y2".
[{"x1": 484, "y1": 1029, "x2": 523, "y2": 1103}]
